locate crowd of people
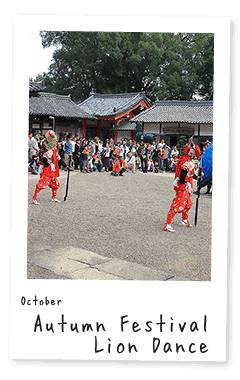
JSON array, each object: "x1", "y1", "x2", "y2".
[{"x1": 28, "y1": 132, "x2": 210, "y2": 177}]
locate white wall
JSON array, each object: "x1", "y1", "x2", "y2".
[
  {"x1": 117, "y1": 130, "x2": 131, "y2": 141},
  {"x1": 200, "y1": 124, "x2": 213, "y2": 136},
  {"x1": 144, "y1": 123, "x2": 160, "y2": 134}
]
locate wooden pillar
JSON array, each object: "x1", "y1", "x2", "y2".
[
  {"x1": 130, "y1": 131, "x2": 133, "y2": 140},
  {"x1": 114, "y1": 120, "x2": 118, "y2": 143},
  {"x1": 198, "y1": 124, "x2": 201, "y2": 146},
  {"x1": 97, "y1": 119, "x2": 101, "y2": 138},
  {"x1": 83, "y1": 119, "x2": 86, "y2": 138}
]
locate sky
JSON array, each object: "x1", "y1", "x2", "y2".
[{"x1": 29, "y1": 31, "x2": 56, "y2": 79}]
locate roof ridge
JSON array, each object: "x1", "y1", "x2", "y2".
[
  {"x1": 155, "y1": 100, "x2": 213, "y2": 106},
  {"x1": 39, "y1": 92, "x2": 71, "y2": 99},
  {"x1": 93, "y1": 91, "x2": 146, "y2": 98},
  {"x1": 114, "y1": 93, "x2": 145, "y2": 114}
]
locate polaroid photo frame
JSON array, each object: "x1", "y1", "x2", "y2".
[{"x1": 10, "y1": 15, "x2": 230, "y2": 361}]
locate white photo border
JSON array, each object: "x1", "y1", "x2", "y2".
[{"x1": 10, "y1": 15, "x2": 230, "y2": 361}]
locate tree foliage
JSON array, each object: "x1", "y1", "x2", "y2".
[{"x1": 39, "y1": 31, "x2": 214, "y2": 102}]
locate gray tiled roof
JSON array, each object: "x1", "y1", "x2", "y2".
[
  {"x1": 29, "y1": 81, "x2": 45, "y2": 92},
  {"x1": 29, "y1": 92, "x2": 96, "y2": 120},
  {"x1": 112, "y1": 120, "x2": 137, "y2": 131},
  {"x1": 131, "y1": 100, "x2": 213, "y2": 124},
  {"x1": 77, "y1": 92, "x2": 149, "y2": 117}
]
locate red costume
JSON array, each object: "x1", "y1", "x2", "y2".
[
  {"x1": 163, "y1": 142, "x2": 200, "y2": 232},
  {"x1": 112, "y1": 159, "x2": 127, "y2": 173},
  {"x1": 31, "y1": 130, "x2": 67, "y2": 204}
]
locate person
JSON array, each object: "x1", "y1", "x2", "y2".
[
  {"x1": 87, "y1": 141, "x2": 94, "y2": 172},
  {"x1": 147, "y1": 155, "x2": 154, "y2": 172},
  {"x1": 74, "y1": 139, "x2": 81, "y2": 170},
  {"x1": 152, "y1": 146, "x2": 160, "y2": 166},
  {"x1": 150, "y1": 141, "x2": 156, "y2": 154},
  {"x1": 58, "y1": 138, "x2": 65, "y2": 169},
  {"x1": 92, "y1": 151, "x2": 103, "y2": 172},
  {"x1": 170, "y1": 154, "x2": 178, "y2": 172},
  {"x1": 120, "y1": 140, "x2": 129, "y2": 160},
  {"x1": 135, "y1": 142, "x2": 141, "y2": 169},
  {"x1": 205, "y1": 181, "x2": 212, "y2": 194},
  {"x1": 102, "y1": 143, "x2": 111, "y2": 171},
  {"x1": 28, "y1": 132, "x2": 33, "y2": 162},
  {"x1": 71, "y1": 137, "x2": 76, "y2": 168},
  {"x1": 154, "y1": 160, "x2": 159, "y2": 173},
  {"x1": 64, "y1": 134, "x2": 72, "y2": 170},
  {"x1": 140, "y1": 143, "x2": 148, "y2": 173},
  {"x1": 171, "y1": 146, "x2": 179, "y2": 157},
  {"x1": 158, "y1": 139, "x2": 165, "y2": 150},
  {"x1": 79, "y1": 140, "x2": 86, "y2": 171},
  {"x1": 113, "y1": 142, "x2": 121, "y2": 159},
  {"x1": 159, "y1": 145, "x2": 166, "y2": 173},
  {"x1": 81, "y1": 144, "x2": 90, "y2": 173},
  {"x1": 164, "y1": 144, "x2": 171, "y2": 172},
  {"x1": 31, "y1": 130, "x2": 68, "y2": 204},
  {"x1": 98, "y1": 139, "x2": 103, "y2": 154},
  {"x1": 111, "y1": 156, "x2": 127, "y2": 176},
  {"x1": 28, "y1": 155, "x2": 40, "y2": 174},
  {"x1": 126, "y1": 151, "x2": 136, "y2": 173},
  {"x1": 162, "y1": 137, "x2": 200, "y2": 232},
  {"x1": 29, "y1": 132, "x2": 39, "y2": 159}
]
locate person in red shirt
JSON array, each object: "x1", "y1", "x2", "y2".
[
  {"x1": 31, "y1": 130, "x2": 68, "y2": 204},
  {"x1": 159, "y1": 145, "x2": 166, "y2": 172},
  {"x1": 111, "y1": 157, "x2": 127, "y2": 176},
  {"x1": 162, "y1": 137, "x2": 200, "y2": 232}
]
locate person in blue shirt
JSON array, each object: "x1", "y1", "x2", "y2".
[{"x1": 64, "y1": 134, "x2": 73, "y2": 170}]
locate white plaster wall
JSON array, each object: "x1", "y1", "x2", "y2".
[
  {"x1": 144, "y1": 123, "x2": 160, "y2": 134},
  {"x1": 117, "y1": 130, "x2": 131, "y2": 141},
  {"x1": 200, "y1": 124, "x2": 213, "y2": 136}
]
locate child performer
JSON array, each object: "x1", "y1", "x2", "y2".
[
  {"x1": 162, "y1": 137, "x2": 200, "y2": 232},
  {"x1": 31, "y1": 130, "x2": 68, "y2": 204}
]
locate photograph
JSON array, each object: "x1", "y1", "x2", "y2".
[
  {"x1": 8, "y1": 14, "x2": 230, "y2": 364},
  {"x1": 27, "y1": 31, "x2": 213, "y2": 281}
]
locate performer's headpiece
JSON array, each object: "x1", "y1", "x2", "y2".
[
  {"x1": 184, "y1": 144, "x2": 200, "y2": 159},
  {"x1": 43, "y1": 130, "x2": 57, "y2": 150}
]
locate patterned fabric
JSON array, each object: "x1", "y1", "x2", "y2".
[
  {"x1": 169, "y1": 189, "x2": 193, "y2": 216},
  {"x1": 41, "y1": 149, "x2": 60, "y2": 178},
  {"x1": 163, "y1": 145, "x2": 200, "y2": 230},
  {"x1": 32, "y1": 175, "x2": 60, "y2": 200}
]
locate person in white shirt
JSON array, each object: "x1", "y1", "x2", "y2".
[
  {"x1": 158, "y1": 139, "x2": 165, "y2": 150},
  {"x1": 29, "y1": 132, "x2": 39, "y2": 159},
  {"x1": 171, "y1": 146, "x2": 179, "y2": 157},
  {"x1": 150, "y1": 141, "x2": 156, "y2": 153},
  {"x1": 71, "y1": 137, "x2": 76, "y2": 153},
  {"x1": 28, "y1": 132, "x2": 33, "y2": 162},
  {"x1": 98, "y1": 140, "x2": 103, "y2": 153},
  {"x1": 120, "y1": 141, "x2": 129, "y2": 159},
  {"x1": 126, "y1": 151, "x2": 136, "y2": 173}
]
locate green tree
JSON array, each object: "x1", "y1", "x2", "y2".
[
  {"x1": 39, "y1": 31, "x2": 214, "y2": 102},
  {"x1": 176, "y1": 135, "x2": 188, "y2": 156}
]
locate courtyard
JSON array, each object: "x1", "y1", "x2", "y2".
[{"x1": 27, "y1": 170, "x2": 212, "y2": 281}]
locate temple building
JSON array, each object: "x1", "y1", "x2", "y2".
[
  {"x1": 131, "y1": 100, "x2": 213, "y2": 147},
  {"x1": 77, "y1": 92, "x2": 150, "y2": 142},
  {"x1": 29, "y1": 82, "x2": 96, "y2": 138}
]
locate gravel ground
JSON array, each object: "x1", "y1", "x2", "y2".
[{"x1": 27, "y1": 169, "x2": 212, "y2": 281}]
